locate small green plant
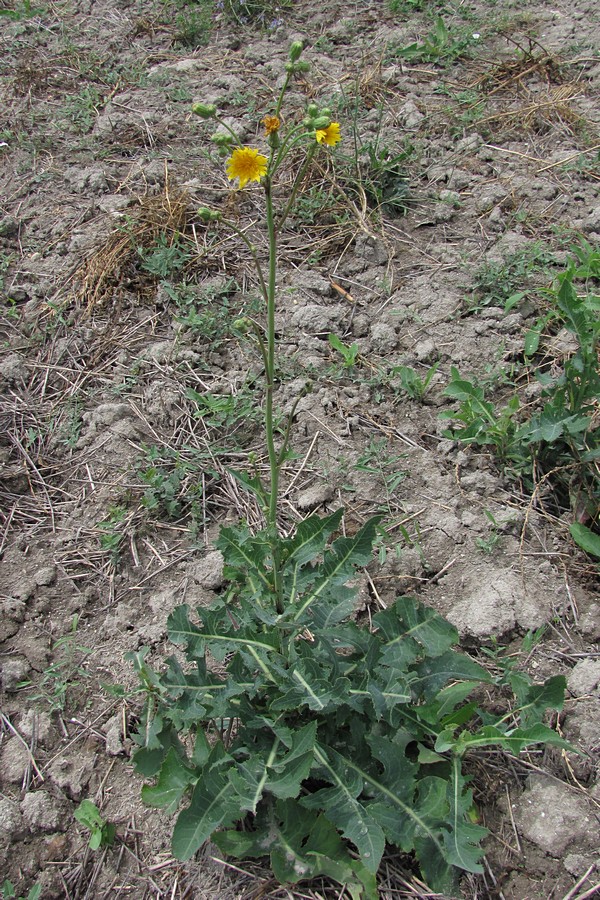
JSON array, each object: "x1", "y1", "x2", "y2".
[
  {"x1": 475, "y1": 510, "x2": 503, "y2": 554},
  {"x1": 26, "y1": 615, "x2": 91, "y2": 713},
  {"x1": 387, "y1": 17, "x2": 478, "y2": 65},
  {"x1": 137, "y1": 445, "x2": 210, "y2": 523},
  {"x1": 354, "y1": 438, "x2": 406, "y2": 510},
  {"x1": 222, "y1": 0, "x2": 292, "y2": 28},
  {"x1": 138, "y1": 233, "x2": 191, "y2": 278},
  {"x1": 61, "y1": 85, "x2": 104, "y2": 133},
  {"x1": 173, "y1": 0, "x2": 213, "y2": 48},
  {"x1": 440, "y1": 367, "x2": 522, "y2": 463},
  {"x1": 388, "y1": 0, "x2": 428, "y2": 12},
  {"x1": 186, "y1": 383, "x2": 261, "y2": 434},
  {"x1": 354, "y1": 140, "x2": 412, "y2": 217},
  {"x1": 468, "y1": 242, "x2": 556, "y2": 311},
  {"x1": 97, "y1": 505, "x2": 128, "y2": 564},
  {"x1": 74, "y1": 800, "x2": 116, "y2": 850},
  {"x1": 392, "y1": 361, "x2": 440, "y2": 401},
  {"x1": 0, "y1": 0, "x2": 45, "y2": 20},
  {"x1": 443, "y1": 251, "x2": 599, "y2": 538},
  {"x1": 328, "y1": 332, "x2": 360, "y2": 368},
  {"x1": 1, "y1": 881, "x2": 41, "y2": 900}
]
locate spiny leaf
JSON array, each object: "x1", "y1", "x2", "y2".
[
  {"x1": 284, "y1": 509, "x2": 344, "y2": 568},
  {"x1": 444, "y1": 759, "x2": 486, "y2": 874},
  {"x1": 141, "y1": 747, "x2": 196, "y2": 813},
  {"x1": 375, "y1": 597, "x2": 459, "y2": 668},
  {"x1": 171, "y1": 745, "x2": 238, "y2": 861},
  {"x1": 305, "y1": 745, "x2": 386, "y2": 872},
  {"x1": 216, "y1": 800, "x2": 378, "y2": 899},
  {"x1": 167, "y1": 604, "x2": 281, "y2": 663},
  {"x1": 292, "y1": 516, "x2": 381, "y2": 623},
  {"x1": 508, "y1": 673, "x2": 567, "y2": 727},
  {"x1": 411, "y1": 649, "x2": 491, "y2": 699}
]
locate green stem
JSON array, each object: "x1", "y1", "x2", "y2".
[{"x1": 264, "y1": 175, "x2": 283, "y2": 613}]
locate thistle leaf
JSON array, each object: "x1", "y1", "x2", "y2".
[
  {"x1": 141, "y1": 747, "x2": 196, "y2": 813},
  {"x1": 171, "y1": 745, "x2": 238, "y2": 861}
]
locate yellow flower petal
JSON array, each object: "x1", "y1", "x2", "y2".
[
  {"x1": 315, "y1": 122, "x2": 341, "y2": 146},
  {"x1": 226, "y1": 146, "x2": 268, "y2": 188}
]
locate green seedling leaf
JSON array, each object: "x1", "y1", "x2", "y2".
[
  {"x1": 74, "y1": 800, "x2": 116, "y2": 850},
  {"x1": 329, "y1": 333, "x2": 360, "y2": 366},
  {"x1": 570, "y1": 523, "x2": 600, "y2": 560}
]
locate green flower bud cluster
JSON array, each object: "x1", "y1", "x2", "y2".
[
  {"x1": 303, "y1": 104, "x2": 332, "y2": 131},
  {"x1": 197, "y1": 207, "x2": 221, "y2": 223},
  {"x1": 285, "y1": 40, "x2": 309, "y2": 74},
  {"x1": 210, "y1": 131, "x2": 235, "y2": 157},
  {"x1": 192, "y1": 102, "x2": 217, "y2": 119}
]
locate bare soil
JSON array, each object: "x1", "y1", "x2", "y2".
[{"x1": 1, "y1": 0, "x2": 599, "y2": 897}]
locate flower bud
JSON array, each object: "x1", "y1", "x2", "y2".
[
  {"x1": 285, "y1": 61, "x2": 295, "y2": 73},
  {"x1": 312, "y1": 115, "x2": 331, "y2": 129},
  {"x1": 289, "y1": 40, "x2": 303, "y2": 62},
  {"x1": 197, "y1": 207, "x2": 221, "y2": 222},
  {"x1": 307, "y1": 103, "x2": 319, "y2": 118},
  {"x1": 294, "y1": 60, "x2": 310, "y2": 73},
  {"x1": 211, "y1": 132, "x2": 234, "y2": 147},
  {"x1": 321, "y1": 107, "x2": 331, "y2": 118},
  {"x1": 192, "y1": 102, "x2": 217, "y2": 119}
]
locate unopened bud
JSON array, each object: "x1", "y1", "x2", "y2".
[
  {"x1": 289, "y1": 40, "x2": 303, "y2": 62},
  {"x1": 192, "y1": 102, "x2": 217, "y2": 119},
  {"x1": 312, "y1": 115, "x2": 331, "y2": 129},
  {"x1": 211, "y1": 132, "x2": 233, "y2": 147},
  {"x1": 295, "y1": 60, "x2": 310, "y2": 73},
  {"x1": 307, "y1": 103, "x2": 319, "y2": 118},
  {"x1": 197, "y1": 207, "x2": 221, "y2": 222},
  {"x1": 321, "y1": 107, "x2": 331, "y2": 118}
]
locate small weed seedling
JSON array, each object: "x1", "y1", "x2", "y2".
[
  {"x1": 388, "y1": 17, "x2": 478, "y2": 66},
  {"x1": 328, "y1": 332, "x2": 360, "y2": 368},
  {"x1": 1, "y1": 881, "x2": 41, "y2": 900},
  {"x1": 74, "y1": 800, "x2": 116, "y2": 850},
  {"x1": 392, "y1": 361, "x2": 440, "y2": 402},
  {"x1": 27, "y1": 615, "x2": 91, "y2": 713},
  {"x1": 97, "y1": 505, "x2": 128, "y2": 565},
  {"x1": 354, "y1": 438, "x2": 406, "y2": 513}
]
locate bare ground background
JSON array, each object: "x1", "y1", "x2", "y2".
[{"x1": 1, "y1": 0, "x2": 599, "y2": 897}]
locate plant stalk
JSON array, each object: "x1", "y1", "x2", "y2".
[{"x1": 264, "y1": 175, "x2": 283, "y2": 612}]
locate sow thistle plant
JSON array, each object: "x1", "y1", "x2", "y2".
[{"x1": 128, "y1": 42, "x2": 569, "y2": 898}]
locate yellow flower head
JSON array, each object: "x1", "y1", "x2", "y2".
[
  {"x1": 262, "y1": 115, "x2": 281, "y2": 136},
  {"x1": 315, "y1": 122, "x2": 341, "y2": 146},
  {"x1": 226, "y1": 146, "x2": 268, "y2": 188}
]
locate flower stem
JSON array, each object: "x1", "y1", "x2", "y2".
[{"x1": 264, "y1": 175, "x2": 283, "y2": 612}]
